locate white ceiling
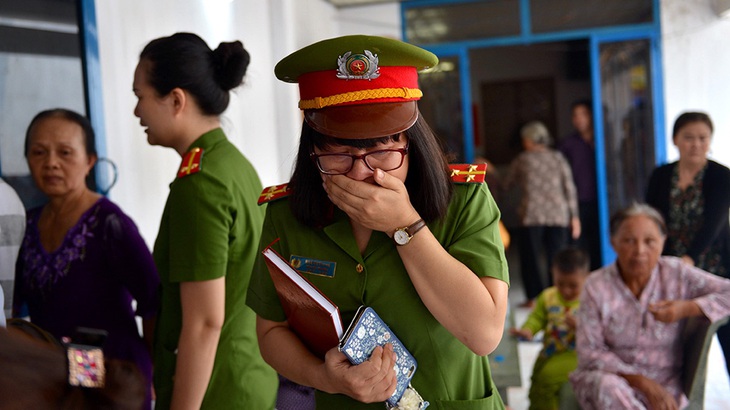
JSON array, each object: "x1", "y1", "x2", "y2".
[{"x1": 325, "y1": 0, "x2": 400, "y2": 7}]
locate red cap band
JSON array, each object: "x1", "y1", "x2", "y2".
[{"x1": 298, "y1": 66, "x2": 420, "y2": 109}]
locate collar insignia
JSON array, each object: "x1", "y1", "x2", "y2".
[
  {"x1": 177, "y1": 147, "x2": 203, "y2": 178},
  {"x1": 258, "y1": 183, "x2": 291, "y2": 205},
  {"x1": 449, "y1": 163, "x2": 487, "y2": 184}
]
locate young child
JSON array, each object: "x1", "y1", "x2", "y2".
[{"x1": 510, "y1": 246, "x2": 590, "y2": 410}]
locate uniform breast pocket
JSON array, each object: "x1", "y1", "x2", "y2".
[{"x1": 431, "y1": 387, "x2": 501, "y2": 410}]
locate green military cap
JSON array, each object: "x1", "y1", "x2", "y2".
[{"x1": 274, "y1": 35, "x2": 438, "y2": 139}]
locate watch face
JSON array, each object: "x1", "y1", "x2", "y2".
[{"x1": 393, "y1": 229, "x2": 410, "y2": 245}]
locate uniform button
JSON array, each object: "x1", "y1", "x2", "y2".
[{"x1": 355, "y1": 264, "x2": 364, "y2": 273}]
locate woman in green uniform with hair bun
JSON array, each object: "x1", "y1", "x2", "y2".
[
  {"x1": 247, "y1": 35, "x2": 510, "y2": 410},
  {"x1": 132, "y1": 32, "x2": 277, "y2": 409}
]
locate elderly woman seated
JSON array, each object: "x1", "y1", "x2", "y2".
[{"x1": 570, "y1": 203, "x2": 730, "y2": 409}]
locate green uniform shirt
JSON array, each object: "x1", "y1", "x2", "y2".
[
  {"x1": 247, "y1": 181, "x2": 510, "y2": 410},
  {"x1": 153, "y1": 128, "x2": 277, "y2": 409}
]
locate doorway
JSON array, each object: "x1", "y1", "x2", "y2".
[{"x1": 418, "y1": 40, "x2": 592, "y2": 230}]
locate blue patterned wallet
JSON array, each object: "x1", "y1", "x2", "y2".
[{"x1": 339, "y1": 306, "x2": 417, "y2": 407}]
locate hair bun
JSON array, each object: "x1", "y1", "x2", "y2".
[{"x1": 212, "y1": 41, "x2": 250, "y2": 91}]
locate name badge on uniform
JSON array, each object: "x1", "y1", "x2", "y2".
[{"x1": 290, "y1": 255, "x2": 336, "y2": 278}]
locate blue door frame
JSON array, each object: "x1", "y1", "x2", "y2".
[
  {"x1": 401, "y1": 0, "x2": 666, "y2": 266},
  {"x1": 78, "y1": 0, "x2": 111, "y2": 193}
]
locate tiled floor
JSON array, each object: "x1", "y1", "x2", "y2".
[{"x1": 504, "y1": 252, "x2": 730, "y2": 410}]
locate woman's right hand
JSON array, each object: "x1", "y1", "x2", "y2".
[
  {"x1": 625, "y1": 374, "x2": 678, "y2": 410},
  {"x1": 323, "y1": 171, "x2": 419, "y2": 235},
  {"x1": 322, "y1": 343, "x2": 398, "y2": 403},
  {"x1": 649, "y1": 300, "x2": 701, "y2": 323}
]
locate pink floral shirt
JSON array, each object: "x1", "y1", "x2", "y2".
[{"x1": 571, "y1": 256, "x2": 730, "y2": 406}]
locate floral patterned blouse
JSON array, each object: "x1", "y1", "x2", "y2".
[
  {"x1": 20, "y1": 204, "x2": 98, "y2": 295},
  {"x1": 667, "y1": 165, "x2": 726, "y2": 277}
]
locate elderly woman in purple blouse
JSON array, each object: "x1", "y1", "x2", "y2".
[
  {"x1": 570, "y1": 203, "x2": 730, "y2": 410},
  {"x1": 13, "y1": 109, "x2": 159, "y2": 409}
]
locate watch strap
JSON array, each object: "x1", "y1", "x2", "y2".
[{"x1": 406, "y1": 218, "x2": 426, "y2": 237}]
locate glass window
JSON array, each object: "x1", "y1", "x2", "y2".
[
  {"x1": 599, "y1": 39, "x2": 655, "y2": 215},
  {"x1": 418, "y1": 56, "x2": 465, "y2": 160},
  {"x1": 0, "y1": 0, "x2": 86, "y2": 209},
  {"x1": 530, "y1": 0, "x2": 653, "y2": 33},
  {"x1": 405, "y1": 0, "x2": 520, "y2": 45}
]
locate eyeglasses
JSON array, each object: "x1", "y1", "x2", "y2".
[{"x1": 310, "y1": 143, "x2": 409, "y2": 175}]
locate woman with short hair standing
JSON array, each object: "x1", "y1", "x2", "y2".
[{"x1": 501, "y1": 121, "x2": 581, "y2": 306}]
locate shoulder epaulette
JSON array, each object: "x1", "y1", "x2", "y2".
[
  {"x1": 449, "y1": 163, "x2": 487, "y2": 184},
  {"x1": 258, "y1": 183, "x2": 291, "y2": 205},
  {"x1": 177, "y1": 147, "x2": 203, "y2": 178}
]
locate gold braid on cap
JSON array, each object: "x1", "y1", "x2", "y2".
[{"x1": 299, "y1": 87, "x2": 422, "y2": 110}]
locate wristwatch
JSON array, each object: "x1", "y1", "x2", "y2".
[{"x1": 393, "y1": 219, "x2": 426, "y2": 246}]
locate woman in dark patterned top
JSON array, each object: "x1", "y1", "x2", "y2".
[
  {"x1": 13, "y1": 109, "x2": 160, "y2": 409},
  {"x1": 645, "y1": 111, "x2": 730, "y2": 376}
]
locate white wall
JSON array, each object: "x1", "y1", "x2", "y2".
[
  {"x1": 661, "y1": 0, "x2": 730, "y2": 167},
  {"x1": 94, "y1": 0, "x2": 400, "y2": 246},
  {"x1": 96, "y1": 0, "x2": 281, "y2": 245},
  {"x1": 93, "y1": 0, "x2": 730, "y2": 245}
]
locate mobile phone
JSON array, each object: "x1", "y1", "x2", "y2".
[
  {"x1": 339, "y1": 306, "x2": 417, "y2": 407},
  {"x1": 66, "y1": 327, "x2": 108, "y2": 388}
]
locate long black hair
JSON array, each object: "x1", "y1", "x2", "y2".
[
  {"x1": 139, "y1": 32, "x2": 250, "y2": 115},
  {"x1": 289, "y1": 114, "x2": 453, "y2": 228}
]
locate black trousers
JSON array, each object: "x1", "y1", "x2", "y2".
[
  {"x1": 517, "y1": 225, "x2": 569, "y2": 300},
  {"x1": 577, "y1": 200, "x2": 602, "y2": 270}
]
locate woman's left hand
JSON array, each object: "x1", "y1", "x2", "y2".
[
  {"x1": 323, "y1": 169, "x2": 419, "y2": 233},
  {"x1": 648, "y1": 300, "x2": 700, "y2": 323}
]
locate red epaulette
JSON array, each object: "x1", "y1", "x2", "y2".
[
  {"x1": 258, "y1": 183, "x2": 291, "y2": 205},
  {"x1": 449, "y1": 163, "x2": 487, "y2": 184},
  {"x1": 177, "y1": 147, "x2": 203, "y2": 178}
]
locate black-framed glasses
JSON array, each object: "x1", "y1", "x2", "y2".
[{"x1": 310, "y1": 143, "x2": 409, "y2": 175}]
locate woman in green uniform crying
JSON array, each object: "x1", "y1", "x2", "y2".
[
  {"x1": 132, "y1": 32, "x2": 277, "y2": 409},
  {"x1": 247, "y1": 35, "x2": 510, "y2": 410}
]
